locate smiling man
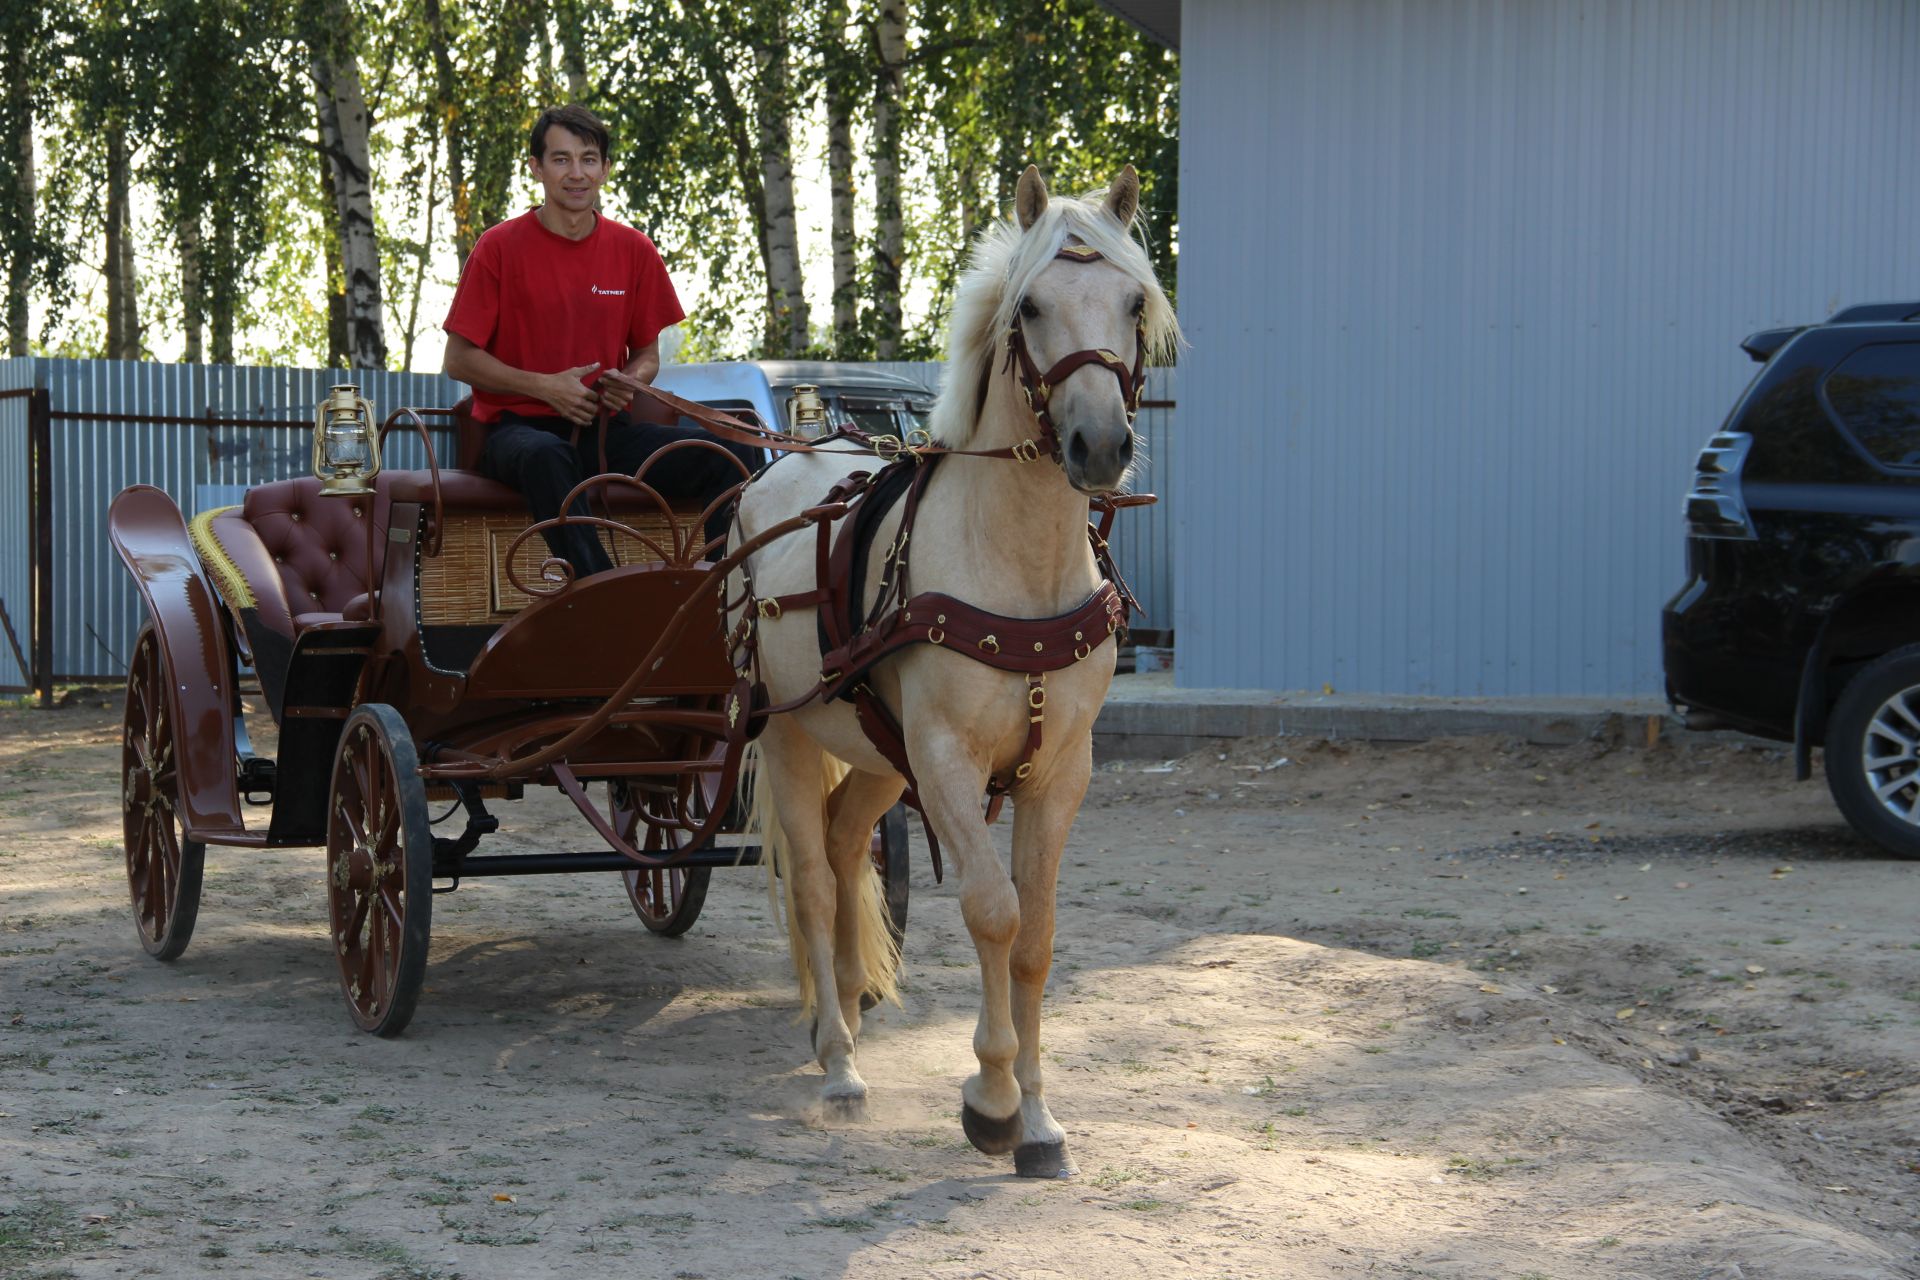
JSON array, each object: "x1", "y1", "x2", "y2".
[{"x1": 442, "y1": 104, "x2": 755, "y2": 578}]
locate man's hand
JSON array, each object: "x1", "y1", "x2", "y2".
[
  {"x1": 596, "y1": 368, "x2": 645, "y2": 416},
  {"x1": 542, "y1": 363, "x2": 602, "y2": 425}
]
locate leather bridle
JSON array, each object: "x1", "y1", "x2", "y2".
[{"x1": 996, "y1": 241, "x2": 1149, "y2": 465}]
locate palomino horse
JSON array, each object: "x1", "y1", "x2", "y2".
[{"x1": 730, "y1": 165, "x2": 1179, "y2": 1177}]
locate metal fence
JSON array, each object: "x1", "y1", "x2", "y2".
[{"x1": 0, "y1": 356, "x2": 1176, "y2": 700}]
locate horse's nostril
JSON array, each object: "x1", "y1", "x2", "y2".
[
  {"x1": 1119, "y1": 433, "x2": 1135, "y2": 464},
  {"x1": 1068, "y1": 433, "x2": 1091, "y2": 467}
]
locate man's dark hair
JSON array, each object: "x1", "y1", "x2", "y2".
[{"x1": 530, "y1": 105, "x2": 610, "y2": 160}]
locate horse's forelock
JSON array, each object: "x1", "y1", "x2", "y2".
[{"x1": 927, "y1": 189, "x2": 1180, "y2": 448}]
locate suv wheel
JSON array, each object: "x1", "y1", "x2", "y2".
[{"x1": 1823, "y1": 644, "x2": 1920, "y2": 859}]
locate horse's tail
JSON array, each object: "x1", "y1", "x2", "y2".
[{"x1": 740, "y1": 742, "x2": 901, "y2": 1024}]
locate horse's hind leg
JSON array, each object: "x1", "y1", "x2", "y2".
[
  {"x1": 759, "y1": 721, "x2": 868, "y2": 1113},
  {"x1": 823, "y1": 768, "x2": 907, "y2": 1038},
  {"x1": 1004, "y1": 750, "x2": 1092, "y2": 1178}
]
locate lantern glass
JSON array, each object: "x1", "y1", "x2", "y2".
[{"x1": 323, "y1": 422, "x2": 369, "y2": 471}]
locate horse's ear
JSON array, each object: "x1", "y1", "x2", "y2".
[
  {"x1": 1016, "y1": 165, "x2": 1048, "y2": 231},
  {"x1": 1104, "y1": 165, "x2": 1140, "y2": 227}
]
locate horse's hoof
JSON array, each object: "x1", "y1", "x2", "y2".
[
  {"x1": 822, "y1": 1092, "x2": 868, "y2": 1124},
  {"x1": 1014, "y1": 1141, "x2": 1076, "y2": 1179},
  {"x1": 960, "y1": 1102, "x2": 1022, "y2": 1156}
]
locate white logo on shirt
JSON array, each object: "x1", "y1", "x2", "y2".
[{"x1": 590, "y1": 285, "x2": 627, "y2": 296}]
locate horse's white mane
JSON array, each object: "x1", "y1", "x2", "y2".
[{"x1": 927, "y1": 186, "x2": 1181, "y2": 447}]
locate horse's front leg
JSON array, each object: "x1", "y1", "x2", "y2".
[
  {"x1": 1004, "y1": 744, "x2": 1090, "y2": 1178},
  {"x1": 914, "y1": 743, "x2": 1024, "y2": 1156}
]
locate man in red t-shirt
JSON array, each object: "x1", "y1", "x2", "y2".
[{"x1": 442, "y1": 104, "x2": 756, "y2": 577}]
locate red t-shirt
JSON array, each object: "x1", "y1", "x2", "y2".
[{"x1": 443, "y1": 210, "x2": 686, "y2": 423}]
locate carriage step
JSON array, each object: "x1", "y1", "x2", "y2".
[{"x1": 433, "y1": 847, "x2": 761, "y2": 878}]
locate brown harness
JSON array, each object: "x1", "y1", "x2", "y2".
[{"x1": 731, "y1": 241, "x2": 1153, "y2": 875}]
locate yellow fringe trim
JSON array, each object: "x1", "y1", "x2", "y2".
[{"x1": 187, "y1": 506, "x2": 255, "y2": 610}]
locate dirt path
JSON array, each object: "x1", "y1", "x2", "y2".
[{"x1": 2, "y1": 707, "x2": 1916, "y2": 1279}]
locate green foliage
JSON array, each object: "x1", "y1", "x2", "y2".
[{"x1": 11, "y1": 0, "x2": 1178, "y2": 366}]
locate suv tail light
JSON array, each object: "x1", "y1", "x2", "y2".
[{"x1": 1684, "y1": 432, "x2": 1756, "y2": 539}]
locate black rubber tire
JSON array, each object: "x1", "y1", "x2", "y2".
[
  {"x1": 1823, "y1": 643, "x2": 1920, "y2": 859},
  {"x1": 122, "y1": 626, "x2": 207, "y2": 961},
  {"x1": 326, "y1": 704, "x2": 435, "y2": 1036},
  {"x1": 873, "y1": 802, "x2": 911, "y2": 943}
]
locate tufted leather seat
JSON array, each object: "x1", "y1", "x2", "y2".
[{"x1": 209, "y1": 478, "x2": 392, "y2": 639}]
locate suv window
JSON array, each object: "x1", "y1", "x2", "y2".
[{"x1": 1825, "y1": 343, "x2": 1920, "y2": 469}]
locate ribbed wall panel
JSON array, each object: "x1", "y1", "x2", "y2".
[
  {"x1": 0, "y1": 360, "x2": 33, "y2": 689},
  {"x1": 1176, "y1": 0, "x2": 1920, "y2": 694}
]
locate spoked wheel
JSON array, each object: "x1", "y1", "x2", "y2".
[
  {"x1": 873, "y1": 802, "x2": 911, "y2": 943},
  {"x1": 121, "y1": 626, "x2": 206, "y2": 960},
  {"x1": 611, "y1": 778, "x2": 713, "y2": 936},
  {"x1": 1824, "y1": 644, "x2": 1920, "y2": 859},
  {"x1": 326, "y1": 704, "x2": 434, "y2": 1036}
]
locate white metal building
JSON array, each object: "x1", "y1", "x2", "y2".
[{"x1": 1107, "y1": 0, "x2": 1920, "y2": 695}]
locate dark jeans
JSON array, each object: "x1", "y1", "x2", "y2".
[{"x1": 477, "y1": 412, "x2": 760, "y2": 578}]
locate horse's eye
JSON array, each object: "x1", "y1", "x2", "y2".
[
  {"x1": 1018, "y1": 297, "x2": 1039, "y2": 320},
  {"x1": 1129, "y1": 294, "x2": 1146, "y2": 317}
]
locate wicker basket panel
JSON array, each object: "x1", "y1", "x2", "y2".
[{"x1": 419, "y1": 509, "x2": 696, "y2": 626}]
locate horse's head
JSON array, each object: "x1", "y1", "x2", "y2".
[{"x1": 930, "y1": 164, "x2": 1180, "y2": 496}]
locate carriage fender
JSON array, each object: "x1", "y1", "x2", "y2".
[{"x1": 107, "y1": 485, "x2": 249, "y2": 840}]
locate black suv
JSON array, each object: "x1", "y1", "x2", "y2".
[{"x1": 1664, "y1": 301, "x2": 1920, "y2": 858}]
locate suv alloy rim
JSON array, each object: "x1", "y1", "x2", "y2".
[{"x1": 1861, "y1": 686, "x2": 1920, "y2": 825}]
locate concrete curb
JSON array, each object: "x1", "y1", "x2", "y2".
[{"x1": 1095, "y1": 672, "x2": 1679, "y2": 758}]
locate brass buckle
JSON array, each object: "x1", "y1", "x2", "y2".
[
  {"x1": 1012, "y1": 440, "x2": 1041, "y2": 463},
  {"x1": 1028, "y1": 685, "x2": 1047, "y2": 711},
  {"x1": 979, "y1": 635, "x2": 1000, "y2": 654},
  {"x1": 1014, "y1": 761, "x2": 1035, "y2": 780},
  {"x1": 872, "y1": 433, "x2": 905, "y2": 462},
  {"x1": 1073, "y1": 642, "x2": 1092, "y2": 660},
  {"x1": 928, "y1": 627, "x2": 945, "y2": 645},
  {"x1": 756, "y1": 598, "x2": 783, "y2": 620}
]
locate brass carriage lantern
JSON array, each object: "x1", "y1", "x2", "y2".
[
  {"x1": 787, "y1": 384, "x2": 828, "y2": 440},
  {"x1": 313, "y1": 384, "x2": 381, "y2": 496}
]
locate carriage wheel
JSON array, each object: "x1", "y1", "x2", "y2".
[
  {"x1": 326, "y1": 704, "x2": 433, "y2": 1037},
  {"x1": 611, "y1": 780, "x2": 713, "y2": 937},
  {"x1": 121, "y1": 626, "x2": 206, "y2": 960},
  {"x1": 873, "y1": 802, "x2": 910, "y2": 944}
]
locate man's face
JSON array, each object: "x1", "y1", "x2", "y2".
[{"x1": 528, "y1": 125, "x2": 607, "y2": 214}]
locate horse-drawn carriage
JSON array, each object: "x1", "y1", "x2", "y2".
[
  {"x1": 111, "y1": 165, "x2": 1172, "y2": 1177},
  {"x1": 110, "y1": 383, "x2": 908, "y2": 1037}
]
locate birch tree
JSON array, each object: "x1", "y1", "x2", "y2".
[
  {"x1": 753, "y1": 8, "x2": 807, "y2": 355},
  {"x1": 820, "y1": 0, "x2": 858, "y2": 355},
  {"x1": 309, "y1": 0, "x2": 387, "y2": 370},
  {"x1": 870, "y1": 0, "x2": 906, "y2": 358},
  {"x1": 3, "y1": 33, "x2": 34, "y2": 355},
  {"x1": 104, "y1": 121, "x2": 141, "y2": 359}
]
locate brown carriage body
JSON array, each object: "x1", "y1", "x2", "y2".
[{"x1": 107, "y1": 400, "x2": 908, "y2": 1036}]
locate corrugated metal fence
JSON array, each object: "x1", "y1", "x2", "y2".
[{"x1": 0, "y1": 358, "x2": 1175, "y2": 695}]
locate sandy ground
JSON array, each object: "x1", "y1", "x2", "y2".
[{"x1": 2, "y1": 703, "x2": 1917, "y2": 1280}]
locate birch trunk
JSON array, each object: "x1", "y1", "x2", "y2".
[
  {"x1": 870, "y1": 0, "x2": 906, "y2": 358},
  {"x1": 5, "y1": 43, "x2": 31, "y2": 356},
  {"x1": 822, "y1": 1, "x2": 856, "y2": 354},
  {"x1": 178, "y1": 210, "x2": 203, "y2": 363},
  {"x1": 104, "y1": 122, "x2": 141, "y2": 360},
  {"x1": 403, "y1": 133, "x2": 440, "y2": 370},
  {"x1": 311, "y1": 1, "x2": 387, "y2": 371},
  {"x1": 421, "y1": 0, "x2": 475, "y2": 267},
  {"x1": 754, "y1": 17, "x2": 807, "y2": 355},
  {"x1": 689, "y1": 24, "x2": 776, "y2": 338},
  {"x1": 209, "y1": 215, "x2": 235, "y2": 365}
]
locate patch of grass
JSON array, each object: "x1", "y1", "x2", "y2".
[
  {"x1": 1116, "y1": 1198, "x2": 1169, "y2": 1211},
  {"x1": 808, "y1": 1215, "x2": 874, "y2": 1233},
  {"x1": 1444, "y1": 1155, "x2": 1509, "y2": 1181},
  {"x1": 1402, "y1": 907, "x2": 1459, "y2": 919},
  {"x1": 1089, "y1": 1165, "x2": 1143, "y2": 1189}
]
